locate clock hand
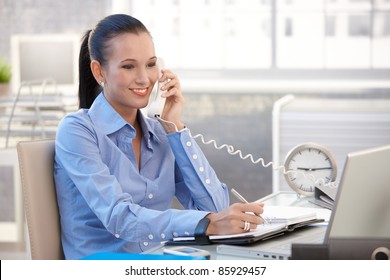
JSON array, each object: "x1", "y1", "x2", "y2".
[{"x1": 297, "y1": 167, "x2": 333, "y2": 171}]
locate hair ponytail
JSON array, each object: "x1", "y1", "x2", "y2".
[{"x1": 78, "y1": 30, "x2": 100, "y2": 109}]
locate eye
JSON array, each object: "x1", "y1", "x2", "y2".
[
  {"x1": 122, "y1": 64, "x2": 134, "y2": 70},
  {"x1": 147, "y1": 61, "x2": 157, "y2": 68}
]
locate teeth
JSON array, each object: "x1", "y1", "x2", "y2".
[{"x1": 133, "y1": 88, "x2": 147, "y2": 93}]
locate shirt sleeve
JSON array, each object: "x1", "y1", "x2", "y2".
[{"x1": 167, "y1": 128, "x2": 230, "y2": 212}]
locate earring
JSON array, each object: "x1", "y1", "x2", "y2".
[{"x1": 100, "y1": 81, "x2": 104, "y2": 87}]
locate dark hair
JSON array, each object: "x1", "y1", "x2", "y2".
[{"x1": 78, "y1": 14, "x2": 150, "y2": 109}]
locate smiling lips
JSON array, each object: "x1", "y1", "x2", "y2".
[{"x1": 131, "y1": 87, "x2": 149, "y2": 97}]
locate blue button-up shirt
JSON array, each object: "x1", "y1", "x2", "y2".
[{"x1": 54, "y1": 93, "x2": 229, "y2": 259}]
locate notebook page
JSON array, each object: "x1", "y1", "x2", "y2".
[{"x1": 262, "y1": 205, "x2": 317, "y2": 224}]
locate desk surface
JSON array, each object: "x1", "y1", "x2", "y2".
[{"x1": 145, "y1": 191, "x2": 330, "y2": 260}]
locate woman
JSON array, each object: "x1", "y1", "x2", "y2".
[{"x1": 54, "y1": 14, "x2": 264, "y2": 259}]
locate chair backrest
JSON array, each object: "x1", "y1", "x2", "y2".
[{"x1": 17, "y1": 139, "x2": 64, "y2": 260}]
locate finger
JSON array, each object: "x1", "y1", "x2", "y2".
[
  {"x1": 162, "y1": 83, "x2": 183, "y2": 100},
  {"x1": 242, "y1": 221, "x2": 251, "y2": 231},
  {"x1": 242, "y1": 212, "x2": 263, "y2": 225},
  {"x1": 243, "y1": 221, "x2": 258, "y2": 231},
  {"x1": 240, "y1": 208, "x2": 264, "y2": 224},
  {"x1": 161, "y1": 79, "x2": 178, "y2": 91},
  {"x1": 250, "y1": 222, "x2": 258, "y2": 230},
  {"x1": 159, "y1": 70, "x2": 177, "y2": 82},
  {"x1": 239, "y1": 203, "x2": 264, "y2": 216},
  {"x1": 241, "y1": 220, "x2": 259, "y2": 232}
]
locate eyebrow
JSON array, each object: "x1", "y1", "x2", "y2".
[{"x1": 120, "y1": 56, "x2": 157, "y2": 63}]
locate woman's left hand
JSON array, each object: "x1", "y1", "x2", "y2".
[{"x1": 159, "y1": 69, "x2": 185, "y2": 130}]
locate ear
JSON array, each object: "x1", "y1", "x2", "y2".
[{"x1": 90, "y1": 60, "x2": 105, "y2": 86}]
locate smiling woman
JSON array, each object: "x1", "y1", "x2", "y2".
[
  {"x1": 53, "y1": 14, "x2": 265, "y2": 260},
  {"x1": 89, "y1": 32, "x2": 159, "y2": 123}
]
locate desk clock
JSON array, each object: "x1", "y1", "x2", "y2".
[{"x1": 284, "y1": 143, "x2": 337, "y2": 196}]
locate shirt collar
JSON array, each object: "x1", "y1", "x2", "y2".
[
  {"x1": 88, "y1": 93, "x2": 127, "y2": 135},
  {"x1": 138, "y1": 109, "x2": 165, "y2": 147},
  {"x1": 88, "y1": 93, "x2": 164, "y2": 144}
]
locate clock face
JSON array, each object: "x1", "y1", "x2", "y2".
[{"x1": 284, "y1": 143, "x2": 337, "y2": 196}]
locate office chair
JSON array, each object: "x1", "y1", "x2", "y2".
[{"x1": 17, "y1": 139, "x2": 65, "y2": 260}]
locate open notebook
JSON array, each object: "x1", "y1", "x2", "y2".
[{"x1": 168, "y1": 206, "x2": 323, "y2": 245}]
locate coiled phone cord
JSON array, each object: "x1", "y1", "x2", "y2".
[{"x1": 157, "y1": 116, "x2": 334, "y2": 187}]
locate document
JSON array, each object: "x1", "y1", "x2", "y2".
[{"x1": 169, "y1": 206, "x2": 323, "y2": 245}]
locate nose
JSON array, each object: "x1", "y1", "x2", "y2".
[{"x1": 135, "y1": 68, "x2": 149, "y2": 85}]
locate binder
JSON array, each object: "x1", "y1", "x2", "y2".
[{"x1": 310, "y1": 184, "x2": 338, "y2": 210}]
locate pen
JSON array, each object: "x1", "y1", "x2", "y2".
[
  {"x1": 231, "y1": 188, "x2": 266, "y2": 224},
  {"x1": 231, "y1": 188, "x2": 249, "y2": 204}
]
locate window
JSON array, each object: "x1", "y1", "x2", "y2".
[{"x1": 130, "y1": 0, "x2": 390, "y2": 72}]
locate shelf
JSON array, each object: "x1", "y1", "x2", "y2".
[{"x1": 0, "y1": 79, "x2": 77, "y2": 148}]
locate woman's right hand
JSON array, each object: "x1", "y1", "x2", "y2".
[
  {"x1": 159, "y1": 69, "x2": 185, "y2": 131},
  {"x1": 205, "y1": 202, "x2": 265, "y2": 235}
]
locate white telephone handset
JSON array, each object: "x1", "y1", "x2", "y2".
[{"x1": 147, "y1": 58, "x2": 167, "y2": 118}]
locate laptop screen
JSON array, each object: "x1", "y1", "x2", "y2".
[{"x1": 324, "y1": 144, "x2": 390, "y2": 241}]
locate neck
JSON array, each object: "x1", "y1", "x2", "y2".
[{"x1": 119, "y1": 109, "x2": 138, "y2": 127}]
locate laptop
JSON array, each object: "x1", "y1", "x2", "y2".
[
  {"x1": 217, "y1": 144, "x2": 390, "y2": 260},
  {"x1": 321, "y1": 144, "x2": 390, "y2": 259}
]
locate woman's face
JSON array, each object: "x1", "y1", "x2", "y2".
[{"x1": 101, "y1": 32, "x2": 158, "y2": 117}]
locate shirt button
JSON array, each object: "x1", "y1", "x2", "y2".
[
  {"x1": 205, "y1": 179, "x2": 211, "y2": 184},
  {"x1": 173, "y1": 232, "x2": 179, "y2": 237},
  {"x1": 160, "y1": 233, "x2": 166, "y2": 239},
  {"x1": 115, "y1": 234, "x2": 120, "y2": 238},
  {"x1": 186, "y1": 141, "x2": 192, "y2": 147},
  {"x1": 148, "y1": 234, "x2": 154, "y2": 240},
  {"x1": 192, "y1": 154, "x2": 198, "y2": 160},
  {"x1": 148, "y1": 193, "x2": 153, "y2": 199},
  {"x1": 143, "y1": 242, "x2": 149, "y2": 247},
  {"x1": 199, "y1": 166, "x2": 204, "y2": 172},
  {"x1": 184, "y1": 231, "x2": 190, "y2": 236}
]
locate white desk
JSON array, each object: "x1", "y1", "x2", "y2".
[{"x1": 145, "y1": 192, "x2": 329, "y2": 260}]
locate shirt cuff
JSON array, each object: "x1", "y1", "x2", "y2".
[{"x1": 157, "y1": 118, "x2": 186, "y2": 134}]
